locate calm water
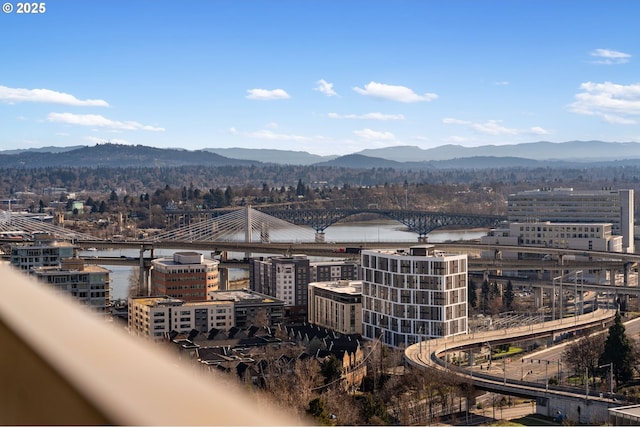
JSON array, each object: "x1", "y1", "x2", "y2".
[{"x1": 81, "y1": 220, "x2": 487, "y2": 300}]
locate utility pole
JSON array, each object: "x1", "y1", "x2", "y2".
[
  {"x1": 599, "y1": 362, "x2": 614, "y2": 398},
  {"x1": 503, "y1": 357, "x2": 507, "y2": 385},
  {"x1": 586, "y1": 367, "x2": 589, "y2": 399}
]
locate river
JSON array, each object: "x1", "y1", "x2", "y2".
[{"x1": 80, "y1": 219, "x2": 488, "y2": 300}]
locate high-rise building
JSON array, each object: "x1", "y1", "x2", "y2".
[
  {"x1": 361, "y1": 245, "x2": 468, "y2": 348},
  {"x1": 507, "y1": 188, "x2": 634, "y2": 252},
  {"x1": 308, "y1": 280, "x2": 362, "y2": 335},
  {"x1": 151, "y1": 252, "x2": 219, "y2": 301}
]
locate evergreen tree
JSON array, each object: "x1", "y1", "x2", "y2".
[
  {"x1": 307, "y1": 397, "x2": 330, "y2": 425},
  {"x1": 296, "y1": 179, "x2": 305, "y2": 196},
  {"x1": 481, "y1": 279, "x2": 490, "y2": 314},
  {"x1": 468, "y1": 279, "x2": 477, "y2": 309},
  {"x1": 224, "y1": 186, "x2": 233, "y2": 205},
  {"x1": 503, "y1": 280, "x2": 515, "y2": 310},
  {"x1": 599, "y1": 311, "x2": 637, "y2": 385},
  {"x1": 320, "y1": 354, "x2": 343, "y2": 385}
]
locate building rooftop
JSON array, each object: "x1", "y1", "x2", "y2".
[
  {"x1": 363, "y1": 245, "x2": 460, "y2": 258},
  {"x1": 209, "y1": 289, "x2": 283, "y2": 304},
  {"x1": 309, "y1": 280, "x2": 362, "y2": 295},
  {"x1": 129, "y1": 296, "x2": 184, "y2": 307},
  {"x1": 33, "y1": 264, "x2": 109, "y2": 274},
  {"x1": 130, "y1": 296, "x2": 234, "y2": 308}
]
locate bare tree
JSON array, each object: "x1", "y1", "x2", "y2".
[
  {"x1": 563, "y1": 334, "x2": 605, "y2": 385},
  {"x1": 127, "y1": 266, "x2": 141, "y2": 298}
]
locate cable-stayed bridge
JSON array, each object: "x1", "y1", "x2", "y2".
[
  {"x1": 1, "y1": 206, "x2": 505, "y2": 244},
  {"x1": 163, "y1": 206, "x2": 506, "y2": 242},
  {"x1": 1, "y1": 206, "x2": 503, "y2": 252},
  {"x1": 153, "y1": 206, "x2": 318, "y2": 242},
  {"x1": 0, "y1": 210, "x2": 97, "y2": 241}
]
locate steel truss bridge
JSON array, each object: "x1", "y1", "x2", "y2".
[{"x1": 166, "y1": 207, "x2": 506, "y2": 239}]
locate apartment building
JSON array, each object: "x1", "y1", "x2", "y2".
[
  {"x1": 250, "y1": 255, "x2": 359, "y2": 322},
  {"x1": 150, "y1": 252, "x2": 219, "y2": 301},
  {"x1": 208, "y1": 289, "x2": 285, "y2": 329},
  {"x1": 128, "y1": 296, "x2": 235, "y2": 339},
  {"x1": 308, "y1": 280, "x2": 362, "y2": 335},
  {"x1": 10, "y1": 241, "x2": 75, "y2": 271},
  {"x1": 31, "y1": 257, "x2": 110, "y2": 311},
  {"x1": 507, "y1": 188, "x2": 634, "y2": 252},
  {"x1": 361, "y1": 245, "x2": 468, "y2": 348}
]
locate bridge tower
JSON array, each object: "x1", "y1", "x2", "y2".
[{"x1": 245, "y1": 206, "x2": 252, "y2": 243}]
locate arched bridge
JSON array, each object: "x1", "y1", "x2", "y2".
[
  {"x1": 166, "y1": 207, "x2": 506, "y2": 238},
  {"x1": 255, "y1": 208, "x2": 506, "y2": 237}
]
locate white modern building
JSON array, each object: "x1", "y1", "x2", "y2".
[
  {"x1": 481, "y1": 221, "x2": 624, "y2": 257},
  {"x1": 507, "y1": 188, "x2": 634, "y2": 253},
  {"x1": 308, "y1": 280, "x2": 362, "y2": 335},
  {"x1": 128, "y1": 296, "x2": 234, "y2": 339},
  {"x1": 361, "y1": 245, "x2": 468, "y2": 348}
]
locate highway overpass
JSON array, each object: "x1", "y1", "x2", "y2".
[{"x1": 405, "y1": 308, "x2": 622, "y2": 424}]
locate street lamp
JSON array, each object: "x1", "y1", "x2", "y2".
[{"x1": 599, "y1": 362, "x2": 614, "y2": 399}]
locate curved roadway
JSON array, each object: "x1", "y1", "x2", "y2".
[{"x1": 404, "y1": 309, "x2": 620, "y2": 414}]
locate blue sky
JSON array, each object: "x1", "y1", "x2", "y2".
[{"x1": 1, "y1": 0, "x2": 639, "y2": 156}]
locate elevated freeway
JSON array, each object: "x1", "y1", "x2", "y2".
[
  {"x1": 71, "y1": 240, "x2": 640, "y2": 295},
  {"x1": 405, "y1": 309, "x2": 620, "y2": 424}
]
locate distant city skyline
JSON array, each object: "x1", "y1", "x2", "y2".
[{"x1": 1, "y1": 0, "x2": 639, "y2": 156}]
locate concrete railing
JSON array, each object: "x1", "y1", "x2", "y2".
[{"x1": 0, "y1": 263, "x2": 302, "y2": 425}]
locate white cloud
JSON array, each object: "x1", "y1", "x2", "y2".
[
  {"x1": 327, "y1": 112, "x2": 405, "y2": 120},
  {"x1": 568, "y1": 81, "x2": 640, "y2": 124},
  {"x1": 47, "y1": 113, "x2": 165, "y2": 131},
  {"x1": 229, "y1": 127, "x2": 238, "y2": 135},
  {"x1": 266, "y1": 122, "x2": 279, "y2": 129},
  {"x1": 471, "y1": 120, "x2": 518, "y2": 135},
  {"x1": 245, "y1": 88, "x2": 290, "y2": 100},
  {"x1": 353, "y1": 81, "x2": 438, "y2": 103},
  {"x1": 443, "y1": 117, "x2": 545, "y2": 136},
  {"x1": 353, "y1": 128, "x2": 396, "y2": 141},
  {"x1": 590, "y1": 48, "x2": 631, "y2": 65},
  {"x1": 314, "y1": 79, "x2": 337, "y2": 97},
  {"x1": 494, "y1": 81, "x2": 510, "y2": 86},
  {"x1": 603, "y1": 114, "x2": 637, "y2": 125},
  {"x1": 529, "y1": 126, "x2": 550, "y2": 135},
  {"x1": 246, "y1": 129, "x2": 313, "y2": 142},
  {"x1": 0, "y1": 85, "x2": 109, "y2": 106}
]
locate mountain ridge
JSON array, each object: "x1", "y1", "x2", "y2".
[{"x1": 0, "y1": 140, "x2": 637, "y2": 168}]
